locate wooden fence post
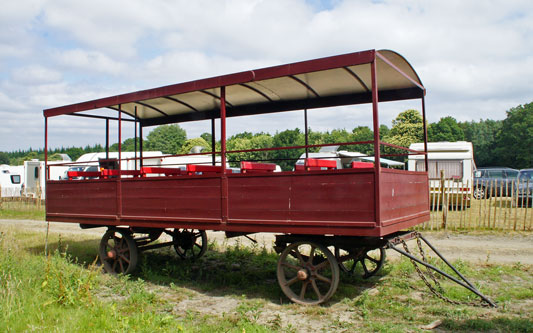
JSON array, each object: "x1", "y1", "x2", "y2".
[{"x1": 440, "y1": 170, "x2": 447, "y2": 229}]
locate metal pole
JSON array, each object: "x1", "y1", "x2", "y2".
[
  {"x1": 220, "y1": 86, "x2": 228, "y2": 223},
  {"x1": 117, "y1": 104, "x2": 122, "y2": 219},
  {"x1": 105, "y1": 118, "x2": 109, "y2": 160},
  {"x1": 139, "y1": 124, "x2": 143, "y2": 169},
  {"x1": 304, "y1": 109, "x2": 309, "y2": 159},
  {"x1": 211, "y1": 117, "x2": 216, "y2": 166},
  {"x1": 422, "y1": 95, "x2": 428, "y2": 172},
  {"x1": 44, "y1": 116, "x2": 48, "y2": 181},
  {"x1": 134, "y1": 106, "x2": 138, "y2": 170},
  {"x1": 118, "y1": 105, "x2": 122, "y2": 171},
  {"x1": 387, "y1": 242, "x2": 496, "y2": 307},
  {"x1": 371, "y1": 57, "x2": 381, "y2": 224}
]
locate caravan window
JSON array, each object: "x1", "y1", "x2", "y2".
[
  {"x1": 10, "y1": 175, "x2": 21, "y2": 184},
  {"x1": 417, "y1": 160, "x2": 463, "y2": 179}
]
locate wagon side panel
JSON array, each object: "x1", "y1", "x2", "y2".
[
  {"x1": 379, "y1": 169, "x2": 430, "y2": 233},
  {"x1": 121, "y1": 177, "x2": 222, "y2": 221},
  {"x1": 46, "y1": 180, "x2": 117, "y2": 220},
  {"x1": 227, "y1": 171, "x2": 376, "y2": 233}
]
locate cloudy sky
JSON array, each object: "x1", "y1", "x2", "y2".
[{"x1": 1, "y1": 0, "x2": 531, "y2": 151}]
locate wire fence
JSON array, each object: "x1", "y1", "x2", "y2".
[{"x1": 418, "y1": 177, "x2": 532, "y2": 231}]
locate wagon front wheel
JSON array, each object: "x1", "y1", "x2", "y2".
[
  {"x1": 277, "y1": 241, "x2": 340, "y2": 305},
  {"x1": 335, "y1": 247, "x2": 386, "y2": 279},
  {"x1": 172, "y1": 229, "x2": 207, "y2": 260},
  {"x1": 99, "y1": 228, "x2": 139, "y2": 275}
]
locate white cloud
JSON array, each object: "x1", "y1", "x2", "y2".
[
  {"x1": 11, "y1": 65, "x2": 62, "y2": 85},
  {"x1": 55, "y1": 49, "x2": 127, "y2": 76},
  {"x1": 0, "y1": 0, "x2": 532, "y2": 151}
]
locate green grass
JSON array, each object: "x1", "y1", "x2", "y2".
[
  {"x1": 0, "y1": 225, "x2": 531, "y2": 332},
  {"x1": 0, "y1": 200, "x2": 45, "y2": 220}
]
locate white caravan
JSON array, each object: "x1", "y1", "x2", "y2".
[
  {"x1": 0, "y1": 164, "x2": 24, "y2": 197},
  {"x1": 24, "y1": 158, "x2": 72, "y2": 199},
  {"x1": 408, "y1": 141, "x2": 475, "y2": 205}
]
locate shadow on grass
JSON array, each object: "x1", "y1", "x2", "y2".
[{"x1": 26, "y1": 237, "x2": 378, "y2": 305}]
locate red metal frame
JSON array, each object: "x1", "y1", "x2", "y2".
[{"x1": 43, "y1": 49, "x2": 430, "y2": 238}]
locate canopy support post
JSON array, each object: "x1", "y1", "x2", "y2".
[
  {"x1": 117, "y1": 104, "x2": 122, "y2": 219},
  {"x1": 139, "y1": 124, "x2": 144, "y2": 169},
  {"x1": 105, "y1": 118, "x2": 109, "y2": 160},
  {"x1": 304, "y1": 109, "x2": 309, "y2": 159},
  {"x1": 220, "y1": 86, "x2": 228, "y2": 223},
  {"x1": 134, "y1": 106, "x2": 138, "y2": 170},
  {"x1": 211, "y1": 117, "x2": 216, "y2": 166},
  {"x1": 421, "y1": 95, "x2": 428, "y2": 172},
  {"x1": 371, "y1": 58, "x2": 381, "y2": 224},
  {"x1": 44, "y1": 117, "x2": 48, "y2": 181}
]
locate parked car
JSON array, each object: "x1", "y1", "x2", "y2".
[
  {"x1": 473, "y1": 167, "x2": 519, "y2": 199},
  {"x1": 515, "y1": 169, "x2": 533, "y2": 207}
]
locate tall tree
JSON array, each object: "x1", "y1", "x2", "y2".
[
  {"x1": 493, "y1": 102, "x2": 533, "y2": 169},
  {"x1": 178, "y1": 137, "x2": 211, "y2": 154},
  {"x1": 352, "y1": 126, "x2": 374, "y2": 154},
  {"x1": 145, "y1": 124, "x2": 187, "y2": 154},
  {"x1": 460, "y1": 119, "x2": 502, "y2": 167},
  {"x1": 383, "y1": 109, "x2": 424, "y2": 149},
  {"x1": 0, "y1": 152, "x2": 10, "y2": 164},
  {"x1": 428, "y1": 116, "x2": 464, "y2": 142},
  {"x1": 272, "y1": 129, "x2": 305, "y2": 171}
]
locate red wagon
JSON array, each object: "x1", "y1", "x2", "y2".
[{"x1": 44, "y1": 49, "x2": 432, "y2": 305}]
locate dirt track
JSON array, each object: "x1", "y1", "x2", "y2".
[{"x1": 1, "y1": 219, "x2": 532, "y2": 265}]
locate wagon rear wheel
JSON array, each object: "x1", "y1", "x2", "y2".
[
  {"x1": 277, "y1": 241, "x2": 340, "y2": 305},
  {"x1": 335, "y1": 247, "x2": 386, "y2": 279},
  {"x1": 99, "y1": 229, "x2": 139, "y2": 275},
  {"x1": 172, "y1": 229, "x2": 207, "y2": 260}
]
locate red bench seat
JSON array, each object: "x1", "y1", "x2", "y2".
[
  {"x1": 240, "y1": 161, "x2": 276, "y2": 173},
  {"x1": 186, "y1": 164, "x2": 222, "y2": 175},
  {"x1": 141, "y1": 167, "x2": 182, "y2": 176},
  {"x1": 295, "y1": 158, "x2": 337, "y2": 171},
  {"x1": 351, "y1": 161, "x2": 374, "y2": 168},
  {"x1": 67, "y1": 171, "x2": 101, "y2": 180}
]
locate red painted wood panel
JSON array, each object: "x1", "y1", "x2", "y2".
[
  {"x1": 379, "y1": 170, "x2": 430, "y2": 225},
  {"x1": 46, "y1": 180, "x2": 117, "y2": 216},
  {"x1": 121, "y1": 177, "x2": 221, "y2": 220},
  {"x1": 227, "y1": 172, "x2": 375, "y2": 224}
]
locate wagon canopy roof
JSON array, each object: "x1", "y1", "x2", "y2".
[{"x1": 44, "y1": 49, "x2": 424, "y2": 127}]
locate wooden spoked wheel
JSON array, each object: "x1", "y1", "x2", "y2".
[
  {"x1": 99, "y1": 229, "x2": 139, "y2": 275},
  {"x1": 335, "y1": 247, "x2": 386, "y2": 279},
  {"x1": 172, "y1": 229, "x2": 208, "y2": 260},
  {"x1": 277, "y1": 241, "x2": 340, "y2": 305}
]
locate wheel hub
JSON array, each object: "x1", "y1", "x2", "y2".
[
  {"x1": 297, "y1": 269, "x2": 309, "y2": 280},
  {"x1": 107, "y1": 250, "x2": 116, "y2": 259}
]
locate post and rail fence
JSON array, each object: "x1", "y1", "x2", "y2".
[{"x1": 418, "y1": 172, "x2": 532, "y2": 231}]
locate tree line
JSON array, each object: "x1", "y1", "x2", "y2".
[{"x1": 1, "y1": 102, "x2": 531, "y2": 170}]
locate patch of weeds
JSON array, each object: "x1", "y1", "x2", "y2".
[
  {"x1": 235, "y1": 298, "x2": 264, "y2": 324},
  {"x1": 442, "y1": 317, "x2": 533, "y2": 332},
  {"x1": 41, "y1": 248, "x2": 99, "y2": 307}
]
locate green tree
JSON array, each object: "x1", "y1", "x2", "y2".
[
  {"x1": 272, "y1": 129, "x2": 305, "y2": 171},
  {"x1": 428, "y1": 116, "x2": 464, "y2": 142},
  {"x1": 352, "y1": 126, "x2": 374, "y2": 154},
  {"x1": 179, "y1": 137, "x2": 211, "y2": 154},
  {"x1": 379, "y1": 124, "x2": 390, "y2": 140},
  {"x1": 0, "y1": 152, "x2": 9, "y2": 164},
  {"x1": 493, "y1": 102, "x2": 533, "y2": 169},
  {"x1": 384, "y1": 109, "x2": 424, "y2": 149},
  {"x1": 460, "y1": 119, "x2": 502, "y2": 166},
  {"x1": 145, "y1": 124, "x2": 187, "y2": 154}
]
